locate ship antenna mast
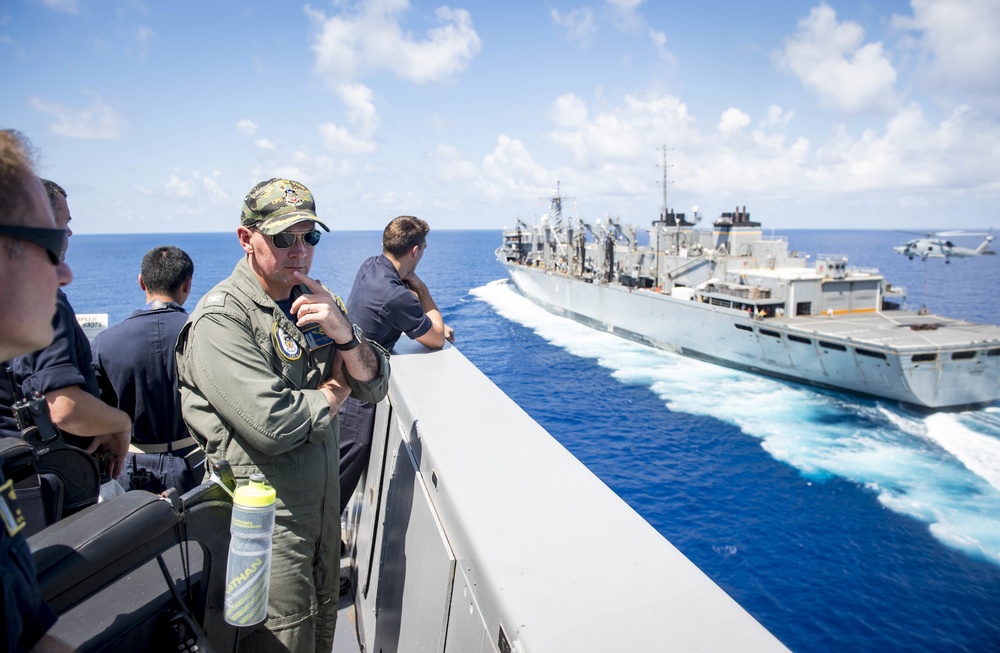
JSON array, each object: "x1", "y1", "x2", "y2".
[
  {"x1": 658, "y1": 145, "x2": 673, "y2": 221},
  {"x1": 541, "y1": 181, "x2": 574, "y2": 230}
]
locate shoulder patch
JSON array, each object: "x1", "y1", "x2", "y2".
[
  {"x1": 205, "y1": 292, "x2": 227, "y2": 307},
  {"x1": 273, "y1": 324, "x2": 302, "y2": 361}
]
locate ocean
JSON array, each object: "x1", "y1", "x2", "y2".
[{"x1": 65, "y1": 229, "x2": 1000, "y2": 653}]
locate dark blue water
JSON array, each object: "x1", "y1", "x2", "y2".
[{"x1": 66, "y1": 230, "x2": 1000, "y2": 653}]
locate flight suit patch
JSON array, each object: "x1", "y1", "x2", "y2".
[
  {"x1": 274, "y1": 325, "x2": 302, "y2": 361},
  {"x1": 300, "y1": 323, "x2": 335, "y2": 351}
]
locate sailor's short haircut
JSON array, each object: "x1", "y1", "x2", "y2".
[
  {"x1": 40, "y1": 179, "x2": 67, "y2": 214},
  {"x1": 383, "y1": 215, "x2": 430, "y2": 258},
  {"x1": 141, "y1": 245, "x2": 194, "y2": 294}
]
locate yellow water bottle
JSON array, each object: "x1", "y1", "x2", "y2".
[{"x1": 224, "y1": 473, "x2": 276, "y2": 626}]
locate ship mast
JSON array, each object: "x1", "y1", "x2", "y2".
[{"x1": 659, "y1": 145, "x2": 673, "y2": 221}]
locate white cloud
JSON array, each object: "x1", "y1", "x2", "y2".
[
  {"x1": 891, "y1": 0, "x2": 1000, "y2": 97},
  {"x1": 163, "y1": 170, "x2": 229, "y2": 204},
  {"x1": 255, "y1": 138, "x2": 276, "y2": 150},
  {"x1": 237, "y1": 119, "x2": 258, "y2": 135},
  {"x1": 318, "y1": 82, "x2": 379, "y2": 154},
  {"x1": 29, "y1": 93, "x2": 127, "y2": 139},
  {"x1": 431, "y1": 143, "x2": 477, "y2": 182},
  {"x1": 42, "y1": 0, "x2": 79, "y2": 14},
  {"x1": 589, "y1": 0, "x2": 674, "y2": 63},
  {"x1": 319, "y1": 122, "x2": 377, "y2": 154},
  {"x1": 306, "y1": 1, "x2": 481, "y2": 155},
  {"x1": 529, "y1": 84, "x2": 1000, "y2": 217},
  {"x1": 547, "y1": 91, "x2": 695, "y2": 163},
  {"x1": 814, "y1": 103, "x2": 1000, "y2": 192},
  {"x1": 308, "y1": 1, "x2": 482, "y2": 85},
  {"x1": 551, "y1": 7, "x2": 596, "y2": 46},
  {"x1": 479, "y1": 135, "x2": 552, "y2": 201},
  {"x1": 718, "y1": 108, "x2": 751, "y2": 134},
  {"x1": 775, "y1": 4, "x2": 899, "y2": 114},
  {"x1": 767, "y1": 105, "x2": 794, "y2": 127},
  {"x1": 247, "y1": 151, "x2": 355, "y2": 191},
  {"x1": 607, "y1": 0, "x2": 643, "y2": 10}
]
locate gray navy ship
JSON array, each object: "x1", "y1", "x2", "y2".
[{"x1": 498, "y1": 190, "x2": 1000, "y2": 411}]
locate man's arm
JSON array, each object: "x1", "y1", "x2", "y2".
[
  {"x1": 403, "y1": 273, "x2": 454, "y2": 349},
  {"x1": 45, "y1": 386, "x2": 131, "y2": 478},
  {"x1": 179, "y1": 310, "x2": 342, "y2": 457},
  {"x1": 46, "y1": 385, "x2": 131, "y2": 436},
  {"x1": 291, "y1": 271, "x2": 382, "y2": 382}
]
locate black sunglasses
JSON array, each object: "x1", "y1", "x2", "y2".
[
  {"x1": 0, "y1": 225, "x2": 67, "y2": 265},
  {"x1": 258, "y1": 229, "x2": 322, "y2": 249}
]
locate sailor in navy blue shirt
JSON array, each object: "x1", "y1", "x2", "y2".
[
  {"x1": 0, "y1": 290, "x2": 99, "y2": 446},
  {"x1": 339, "y1": 216, "x2": 454, "y2": 513},
  {"x1": 92, "y1": 246, "x2": 203, "y2": 494}
]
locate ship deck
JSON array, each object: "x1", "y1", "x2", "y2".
[{"x1": 767, "y1": 309, "x2": 1000, "y2": 351}]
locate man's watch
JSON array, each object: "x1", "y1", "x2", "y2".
[{"x1": 336, "y1": 323, "x2": 365, "y2": 351}]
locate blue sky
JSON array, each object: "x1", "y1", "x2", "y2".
[{"x1": 2, "y1": 0, "x2": 999, "y2": 233}]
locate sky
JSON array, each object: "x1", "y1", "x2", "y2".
[{"x1": 2, "y1": 0, "x2": 999, "y2": 234}]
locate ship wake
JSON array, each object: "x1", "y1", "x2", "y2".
[{"x1": 473, "y1": 279, "x2": 1000, "y2": 567}]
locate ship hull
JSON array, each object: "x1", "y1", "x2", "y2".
[{"x1": 503, "y1": 263, "x2": 1000, "y2": 410}]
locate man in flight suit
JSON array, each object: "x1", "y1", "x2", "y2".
[{"x1": 176, "y1": 178, "x2": 389, "y2": 653}]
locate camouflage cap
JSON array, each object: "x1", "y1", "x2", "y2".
[{"x1": 240, "y1": 178, "x2": 330, "y2": 235}]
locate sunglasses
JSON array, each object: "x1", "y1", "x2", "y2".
[
  {"x1": 0, "y1": 225, "x2": 67, "y2": 265},
  {"x1": 257, "y1": 229, "x2": 322, "y2": 249}
]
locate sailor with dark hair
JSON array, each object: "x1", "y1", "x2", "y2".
[{"x1": 92, "y1": 245, "x2": 204, "y2": 494}]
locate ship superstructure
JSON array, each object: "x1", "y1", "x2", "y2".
[{"x1": 498, "y1": 192, "x2": 1000, "y2": 410}]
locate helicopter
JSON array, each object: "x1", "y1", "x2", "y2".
[{"x1": 893, "y1": 230, "x2": 995, "y2": 262}]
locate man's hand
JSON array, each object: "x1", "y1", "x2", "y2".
[
  {"x1": 290, "y1": 271, "x2": 353, "y2": 343},
  {"x1": 291, "y1": 270, "x2": 379, "y2": 382},
  {"x1": 402, "y1": 272, "x2": 427, "y2": 297},
  {"x1": 444, "y1": 325, "x2": 455, "y2": 343},
  {"x1": 84, "y1": 430, "x2": 130, "y2": 479}
]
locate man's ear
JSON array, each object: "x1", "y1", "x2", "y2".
[
  {"x1": 138, "y1": 273, "x2": 147, "y2": 291},
  {"x1": 238, "y1": 226, "x2": 254, "y2": 254}
]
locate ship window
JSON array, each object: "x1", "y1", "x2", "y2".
[
  {"x1": 788, "y1": 335, "x2": 811, "y2": 344},
  {"x1": 796, "y1": 302, "x2": 811, "y2": 316},
  {"x1": 857, "y1": 348, "x2": 887, "y2": 360},
  {"x1": 760, "y1": 329, "x2": 781, "y2": 338},
  {"x1": 819, "y1": 341, "x2": 847, "y2": 351},
  {"x1": 989, "y1": 349, "x2": 1000, "y2": 357},
  {"x1": 911, "y1": 353, "x2": 937, "y2": 362},
  {"x1": 951, "y1": 351, "x2": 976, "y2": 360},
  {"x1": 735, "y1": 324, "x2": 753, "y2": 332}
]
